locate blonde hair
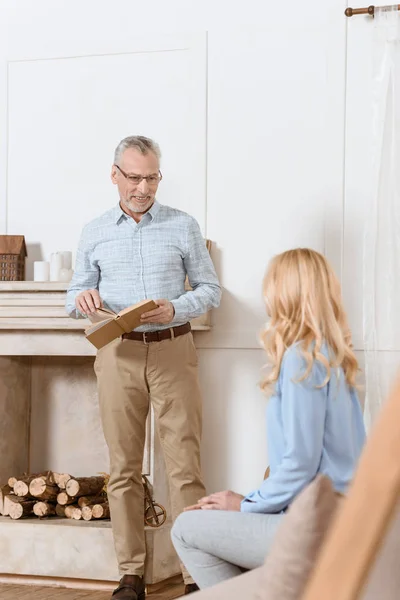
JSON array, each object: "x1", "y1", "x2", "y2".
[{"x1": 260, "y1": 248, "x2": 358, "y2": 394}]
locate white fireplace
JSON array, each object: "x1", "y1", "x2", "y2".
[{"x1": 0, "y1": 281, "x2": 210, "y2": 584}]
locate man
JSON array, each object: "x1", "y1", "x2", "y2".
[{"x1": 66, "y1": 135, "x2": 221, "y2": 599}]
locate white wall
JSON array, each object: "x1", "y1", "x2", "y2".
[{"x1": 1, "y1": 0, "x2": 366, "y2": 496}]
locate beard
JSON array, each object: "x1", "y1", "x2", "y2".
[{"x1": 122, "y1": 195, "x2": 154, "y2": 214}]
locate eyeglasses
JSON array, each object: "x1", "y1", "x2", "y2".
[{"x1": 114, "y1": 164, "x2": 162, "y2": 186}]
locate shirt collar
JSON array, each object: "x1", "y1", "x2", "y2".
[
  {"x1": 113, "y1": 200, "x2": 161, "y2": 225},
  {"x1": 148, "y1": 200, "x2": 160, "y2": 220},
  {"x1": 113, "y1": 204, "x2": 127, "y2": 224}
]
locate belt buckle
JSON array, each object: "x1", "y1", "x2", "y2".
[{"x1": 143, "y1": 331, "x2": 150, "y2": 345}]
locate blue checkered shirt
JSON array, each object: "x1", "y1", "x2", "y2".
[{"x1": 66, "y1": 201, "x2": 221, "y2": 332}]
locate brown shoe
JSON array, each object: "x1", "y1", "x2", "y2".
[
  {"x1": 111, "y1": 575, "x2": 145, "y2": 599},
  {"x1": 184, "y1": 583, "x2": 199, "y2": 594}
]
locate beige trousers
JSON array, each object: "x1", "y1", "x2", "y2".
[{"x1": 94, "y1": 331, "x2": 205, "y2": 584}]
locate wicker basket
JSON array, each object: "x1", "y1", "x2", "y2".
[{"x1": 0, "y1": 235, "x2": 27, "y2": 281}]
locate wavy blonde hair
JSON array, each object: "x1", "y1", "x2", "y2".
[{"x1": 260, "y1": 248, "x2": 358, "y2": 394}]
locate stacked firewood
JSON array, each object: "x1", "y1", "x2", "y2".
[{"x1": 0, "y1": 471, "x2": 110, "y2": 521}]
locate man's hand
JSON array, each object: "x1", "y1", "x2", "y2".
[
  {"x1": 185, "y1": 491, "x2": 244, "y2": 512},
  {"x1": 140, "y1": 299, "x2": 175, "y2": 325},
  {"x1": 75, "y1": 289, "x2": 103, "y2": 314}
]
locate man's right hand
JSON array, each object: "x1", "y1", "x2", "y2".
[{"x1": 75, "y1": 289, "x2": 103, "y2": 315}]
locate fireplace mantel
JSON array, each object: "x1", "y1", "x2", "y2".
[{"x1": 0, "y1": 282, "x2": 210, "y2": 356}]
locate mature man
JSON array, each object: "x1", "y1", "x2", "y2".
[{"x1": 66, "y1": 136, "x2": 221, "y2": 599}]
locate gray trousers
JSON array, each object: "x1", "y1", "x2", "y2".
[{"x1": 171, "y1": 509, "x2": 283, "y2": 589}]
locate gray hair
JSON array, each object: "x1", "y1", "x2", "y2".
[{"x1": 114, "y1": 135, "x2": 161, "y2": 165}]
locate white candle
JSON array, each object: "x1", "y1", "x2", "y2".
[
  {"x1": 33, "y1": 261, "x2": 50, "y2": 282},
  {"x1": 59, "y1": 268, "x2": 73, "y2": 282},
  {"x1": 60, "y1": 251, "x2": 72, "y2": 270},
  {"x1": 50, "y1": 252, "x2": 63, "y2": 281}
]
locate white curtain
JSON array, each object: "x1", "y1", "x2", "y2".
[{"x1": 363, "y1": 6, "x2": 400, "y2": 429}]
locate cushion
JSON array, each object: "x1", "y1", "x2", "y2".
[{"x1": 255, "y1": 474, "x2": 341, "y2": 600}]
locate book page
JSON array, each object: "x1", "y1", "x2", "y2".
[{"x1": 87, "y1": 307, "x2": 116, "y2": 324}]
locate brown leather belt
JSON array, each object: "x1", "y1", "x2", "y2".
[{"x1": 122, "y1": 322, "x2": 191, "y2": 344}]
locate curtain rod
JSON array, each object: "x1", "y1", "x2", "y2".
[{"x1": 345, "y1": 4, "x2": 400, "y2": 16}]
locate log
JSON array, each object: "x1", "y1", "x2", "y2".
[
  {"x1": 8, "y1": 497, "x2": 35, "y2": 520},
  {"x1": 33, "y1": 502, "x2": 56, "y2": 518},
  {"x1": 14, "y1": 472, "x2": 55, "y2": 497},
  {"x1": 65, "y1": 476, "x2": 105, "y2": 498},
  {"x1": 57, "y1": 492, "x2": 76, "y2": 506},
  {"x1": 55, "y1": 504, "x2": 66, "y2": 518},
  {"x1": 29, "y1": 478, "x2": 58, "y2": 501},
  {"x1": 64, "y1": 505, "x2": 81, "y2": 520},
  {"x1": 7, "y1": 477, "x2": 17, "y2": 488},
  {"x1": 81, "y1": 506, "x2": 93, "y2": 521},
  {"x1": 78, "y1": 494, "x2": 107, "y2": 508},
  {"x1": 3, "y1": 494, "x2": 16, "y2": 517},
  {"x1": 77, "y1": 502, "x2": 110, "y2": 521},
  {"x1": 64, "y1": 505, "x2": 76, "y2": 519},
  {"x1": 92, "y1": 503, "x2": 110, "y2": 519},
  {"x1": 13, "y1": 480, "x2": 31, "y2": 498},
  {"x1": 53, "y1": 473, "x2": 72, "y2": 489},
  {"x1": 0, "y1": 486, "x2": 13, "y2": 516},
  {"x1": 72, "y1": 507, "x2": 82, "y2": 520}
]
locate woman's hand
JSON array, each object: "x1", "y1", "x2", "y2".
[{"x1": 185, "y1": 490, "x2": 245, "y2": 512}]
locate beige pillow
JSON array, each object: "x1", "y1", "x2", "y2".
[{"x1": 256, "y1": 475, "x2": 341, "y2": 600}]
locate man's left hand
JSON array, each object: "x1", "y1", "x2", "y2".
[
  {"x1": 140, "y1": 299, "x2": 175, "y2": 324},
  {"x1": 185, "y1": 491, "x2": 245, "y2": 512}
]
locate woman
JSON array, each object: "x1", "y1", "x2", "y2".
[{"x1": 171, "y1": 248, "x2": 366, "y2": 591}]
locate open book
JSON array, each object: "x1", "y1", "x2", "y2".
[{"x1": 85, "y1": 299, "x2": 158, "y2": 349}]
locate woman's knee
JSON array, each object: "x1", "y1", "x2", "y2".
[
  {"x1": 171, "y1": 513, "x2": 182, "y2": 544},
  {"x1": 171, "y1": 511, "x2": 189, "y2": 543},
  {"x1": 171, "y1": 510, "x2": 200, "y2": 547}
]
